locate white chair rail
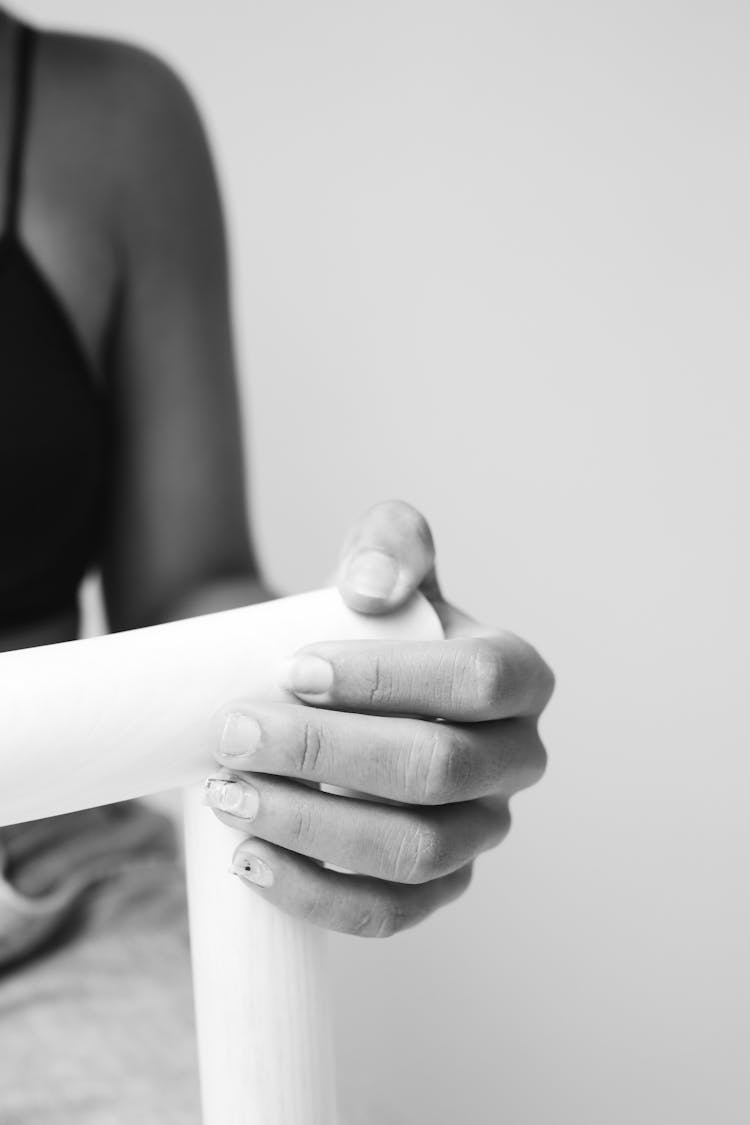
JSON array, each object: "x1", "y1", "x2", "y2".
[{"x1": 0, "y1": 588, "x2": 442, "y2": 1124}]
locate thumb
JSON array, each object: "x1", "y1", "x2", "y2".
[{"x1": 336, "y1": 499, "x2": 442, "y2": 615}]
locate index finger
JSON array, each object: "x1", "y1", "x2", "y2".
[{"x1": 281, "y1": 634, "x2": 554, "y2": 721}]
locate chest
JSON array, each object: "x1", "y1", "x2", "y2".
[
  {"x1": 0, "y1": 38, "x2": 119, "y2": 380},
  {"x1": 11, "y1": 196, "x2": 118, "y2": 382}
]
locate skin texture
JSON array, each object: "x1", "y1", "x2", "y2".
[
  {"x1": 0, "y1": 16, "x2": 555, "y2": 936},
  {"x1": 208, "y1": 500, "x2": 554, "y2": 937}
]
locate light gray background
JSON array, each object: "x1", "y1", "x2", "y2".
[{"x1": 21, "y1": 2, "x2": 750, "y2": 1123}]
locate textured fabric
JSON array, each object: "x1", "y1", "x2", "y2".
[
  {"x1": 0, "y1": 22, "x2": 107, "y2": 629},
  {"x1": 0, "y1": 803, "x2": 201, "y2": 1124}
]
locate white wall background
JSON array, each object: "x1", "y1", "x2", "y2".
[{"x1": 21, "y1": 2, "x2": 750, "y2": 1122}]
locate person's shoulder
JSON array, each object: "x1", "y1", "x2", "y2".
[
  {"x1": 39, "y1": 28, "x2": 198, "y2": 122},
  {"x1": 37, "y1": 27, "x2": 204, "y2": 153},
  {"x1": 36, "y1": 26, "x2": 215, "y2": 220}
]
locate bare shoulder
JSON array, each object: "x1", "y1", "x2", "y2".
[
  {"x1": 36, "y1": 28, "x2": 216, "y2": 224},
  {"x1": 37, "y1": 28, "x2": 202, "y2": 135}
]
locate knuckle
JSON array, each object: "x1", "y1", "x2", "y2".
[
  {"x1": 398, "y1": 820, "x2": 446, "y2": 884},
  {"x1": 340, "y1": 896, "x2": 406, "y2": 939},
  {"x1": 538, "y1": 657, "x2": 556, "y2": 711},
  {"x1": 503, "y1": 723, "x2": 548, "y2": 792},
  {"x1": 484, "y1": 799, "x2": 512, "y2": 847},
  {"x1": 345, "y1": 905, "x2": 377, "y2": 937},
  {"x1": 469, "y1": 640, "x2": 506, "y2": 711},
  {"x1": 530, "y1": 732, "x2": 549, "y2": 784},
  {"x1": 497, "y1": 801, "x2": 512, "y2": 838},
  {"x1": 372, "y1": 901, "x2": 407, "y2": 939},
  {"x1": 417, "y1": 727, "x2": 472, "y2": 804}
]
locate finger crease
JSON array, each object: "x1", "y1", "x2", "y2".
[
  {"x1": 368, "y1": 655, "x2": 383, "y2": 706},
  {"x1": 301, "y1": 722, "x2": 323, "y2": 775}
]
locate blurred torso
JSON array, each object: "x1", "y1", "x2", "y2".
[{"x1": 0, "y1": 14, "x2": 121, "y2": 651}]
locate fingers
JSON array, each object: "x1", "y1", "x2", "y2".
[
  {"x1": 227, "y1": 836, "x2": 474, "y2": 937},
  {"x1": 336, "y1": 499, "x2": 441, "y2": 615},
  {"x1": 214, "y1": 703, "x2": 546, "y2": 803},
  {"x1": 204, "y1": 769, "x2": 509, "y2": 883},
  {"x1": 282, "y1": 633, "x2": 555, "y2": 721}
]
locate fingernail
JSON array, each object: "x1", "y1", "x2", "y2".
[
  {"x1": 231, "y1": 851, "x2": 274, "y2": 887},
  {"x1": 202, "y1": 777, "x2": 260, "y2": 820},
  {"x1": 346, "y1": 549, "x2": 399, "y2": 600},
  {"x1": 283, "y1": 654, "x2": 333, "y2": 696},
  {"x1": 220, "y1": 714, "x2": 262, "y2": 758}
]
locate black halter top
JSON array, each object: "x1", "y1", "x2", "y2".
[{"x1": 0, "y1": 25, "x2": 107, "y2": 630}]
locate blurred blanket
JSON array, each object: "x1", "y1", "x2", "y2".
[{"x1": 0, "y1": 803, "x2": 201, "y2": 1123}]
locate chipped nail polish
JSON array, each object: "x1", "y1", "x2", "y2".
[
  {"x1": 231, "y1": 852, "x2": 274, "y2": 887},
  {"x1": 202, "y1": 776, "x2": 260, "y2": 820}
]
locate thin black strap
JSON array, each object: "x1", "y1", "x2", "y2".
[{"x1": 5, "y1": 25, "x2": 36, "y2": 233}]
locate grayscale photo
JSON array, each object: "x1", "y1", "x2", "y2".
[{"x1": 0, "y1": 2, "x2": 745, "y2": 1123}]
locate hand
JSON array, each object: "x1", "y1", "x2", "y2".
[{"x1": 205, "y1": 500, "x2": 554, "y2": 937}]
